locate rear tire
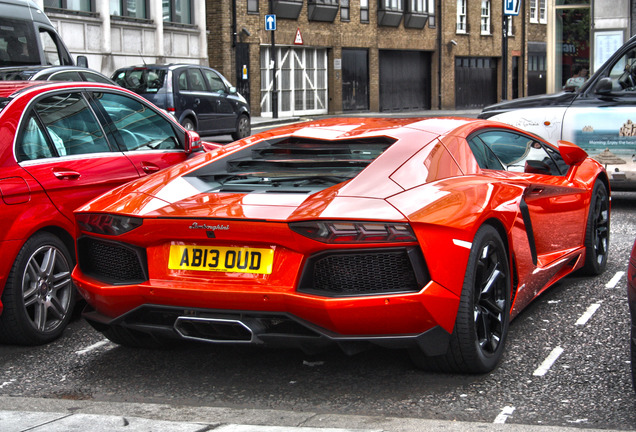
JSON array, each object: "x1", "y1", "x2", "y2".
[
  {"x1": 410, "y1": 225, "x2": 510, "y2": 373},
  {"x1": 181, "y1": 117, "x2": 195, "y2": 132},
  {"x1": 631, "y1": 316, "x2": 636, "y2": 392},
  {"x1": 231, "y1": 114, "x2": 250, "y2": 140},
  {"x1": 580, "y1": 180, "x2": 609, "y2": 276},
  {"x1": 0, "y1": 232, "x2": 75, "y2": 345}
]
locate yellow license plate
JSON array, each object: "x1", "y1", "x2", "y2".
[{"x1": 168, "y1": 245, "x2": 274, "y2": 274}]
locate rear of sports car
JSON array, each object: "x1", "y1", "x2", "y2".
[{"x1": 72, "y1": 123, "x2": 463, "y2": 356}]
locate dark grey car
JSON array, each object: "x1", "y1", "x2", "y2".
[{"x1": 112, "y1": 64, "x2": 251, "y2": 140}]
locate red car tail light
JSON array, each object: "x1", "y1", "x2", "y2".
[
  {"x1": 77, "y1": 213, "x2": 143, "y2": 236},
  {"x1": 289, "y1": 221, "x2": 416, "y2": 243}
]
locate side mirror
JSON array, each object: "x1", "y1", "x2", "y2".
[
  {"x1": 594, "y1": 77, "x2": 613, "y2": 96},
  {"x1": 524, "y1": 160, "x2": 552, "y2": 175},
  {"x1": 184, "y1": 129, "x2": 203, "y2": 153},
  {"x1": 76, "y1": 56, "x2": 88, "y2": 68},
  {"x1": 558, "y1": 140, "x2": 588, "y2": 166},
  {"x1": 229, "y1": 86, "x2": 238, "y2": 95}
]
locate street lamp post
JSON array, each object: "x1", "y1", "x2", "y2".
[{"x1": 268, "y1": 0, "x2": 278, "y2": 119}]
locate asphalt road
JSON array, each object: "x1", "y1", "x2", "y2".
[{"x1": 1, "y1": 194, "x2": 635, "y2": 430}]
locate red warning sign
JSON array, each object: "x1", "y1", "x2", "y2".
[{"x1": 294, "y1": 28, "x2": 303, "y2": 45}]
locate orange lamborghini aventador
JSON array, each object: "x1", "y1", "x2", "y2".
[{"x1": 72, "y1": 117, "x2": 610, "y2": 373}]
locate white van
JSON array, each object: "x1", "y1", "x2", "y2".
[{"x1": 0, "y1": 0, "x2": 86, "y2": 68}]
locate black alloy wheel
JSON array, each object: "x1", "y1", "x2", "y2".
[{"x1": 581, "y1": 180, "x2": 610, "y2": 276}]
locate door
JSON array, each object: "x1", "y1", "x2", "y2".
[
  {"x1": 16, "y1": 91, "x2": 140, "y2": 223},
  {"x1": 342, "y1": 49, "x2": 369, "y2": 111},
  {"x1": 455, "y1": 57, "x2": 497, "y2": 109},
  {"x1": 175, "y1": 67, "x2": 217, "y2": 133},
  {"x1": 528, "y1": 42, "x2": 547, "y2": 96},
  {"x1": 202, "y1": 67, "x2": 237, "y2": 132},
  {"x1": 379, "y1": 50, "x2": 431, "y2": 112},
  {"x1": 235, "y1": 43, "x2": 251, "y2": 106},
  {"x1": 471, "y1": 129, "x2": 587, "y2": 256}
]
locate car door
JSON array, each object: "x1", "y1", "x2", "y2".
[
  {"x1": 16, "y1": 90, "x2": 141, "y2": 223},
  {"x1": 89, "y1": 90, "x2": 191, "y2": 175},
  {"x1": 202, "y1": 67, "x2": 237, "y2": 132},
  {"x1": 175, "y1": 67, "x2": 217, "y2": 134},
  {"x1": 469, "y1": 129, "x2": 588, "y2": 257}
]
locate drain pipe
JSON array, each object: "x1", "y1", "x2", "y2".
[
  {"x1": 232, "y1": 0, "x2": 237, "y2": 47},
  {"x1": 437, "y1": 0, "x2": 442, "y2": 110}
]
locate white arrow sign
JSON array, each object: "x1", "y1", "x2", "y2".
[{"x1": 265, "y1": 14, "x2": 276, "y2": 31}]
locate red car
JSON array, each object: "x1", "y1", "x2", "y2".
[
  {"x1": 0, "y1": 80, "x2": 206, "y2": 345},
  {"x1": 73, "y1": 117, "x2": 609, "y2": 373},
  {"x1": 629, "y1": 239, "x2": 636, "y2": 391}
]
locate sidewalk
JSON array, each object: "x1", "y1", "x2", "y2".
[
  {"x1": 0, "y1": 396, "x2": 620, "y2": 432},
  {"x1": 250, "y1": 109, "x2": 482, "y2": 129}
]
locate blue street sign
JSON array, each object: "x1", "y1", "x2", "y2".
[
  {"x1": 265, "y1": 14, "x2": 276, "y2": 31},
  {"x1": 504, "y1": 0, "x2": 521, "y2": 15}
]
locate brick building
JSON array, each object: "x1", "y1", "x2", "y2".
[
  {"x1": 208, "y1": 0, "x2": 548, "y2": 117},
  {"x1": 35, "y1": 0, "x2": 550, "y2": 117}
]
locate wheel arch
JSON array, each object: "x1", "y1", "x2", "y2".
[
  {"x1": 38, "y1": 225, "x2": 76, "y2": 266},
  {"x1": 178, "y1": 111, "x2": 197, "y2": 128}
]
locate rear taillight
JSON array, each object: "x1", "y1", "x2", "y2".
[
  {"x1": 76, "y1": 213, "x2": 143, "y2": 236},
  {"x1": 289, "y1": 221, "x2": 416, "y2": 243}
]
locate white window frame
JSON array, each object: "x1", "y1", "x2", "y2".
[
  {"x1": 539, "y1": 0, "x2": 547, "y2": 24},
  {"x1": 456, "y1": 0, "x2": 466, "y2": 34},
  {"x1": 530, "y1": 0, "x2": 538, "y2": 23},
  {"x1": 260, "y1": 47, "x2": 328, "y2": 118},
  {"x1": 480, "y1": 0, "x2": 491, "y2": 35}
]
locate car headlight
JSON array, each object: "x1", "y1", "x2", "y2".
[
  {"x1": 76, "y1": 213, "x2": 143, "y2": 236},
  {"x1": 289, "y1": 221, "x2": 416, "y2": 243}
]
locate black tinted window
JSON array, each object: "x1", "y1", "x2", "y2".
[
  {"x1": 474, "y1": 130, "x2": 565, "y2": 176},
  {"x1": 113, "y1": 68, "x2": 166, "y2": 93}
]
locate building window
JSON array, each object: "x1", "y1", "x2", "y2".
[
  {"x1": 456, "y1": 0, "x2": 466, "y2": 34},
  {"x1": 530, "y1": 0, "x2": 538, "y2": 23},
  {"x1": 341, "y1": 0, "x2": 349, "y2": 21},
  {"x1": 480, "y1": 0, "x2": 491, "y2": 35},
  {"x1": 44, "y1": 0, "x2": 93, "y2": 12},
  {"x1": 381, "y1": 0, "x2": 403, "y2": 12},
  {"x1": 247, "y1": 0, "x2": 258, "y2": 13},
  {"x1": 539, "y1": 0, "x2": 547, "y2": 24},
  {"x1": 110, "y1": 0, "x2": 148, "y2": 19},
  {"x1": 360, "y1": 0, "x2": 369, "y2": 23},
  {"x1": 163, "y1": 0, "x2": 192, "y2": 25},
  {"x1": 408, "y1": 0, "x2": 425, "y2": 13},
  {"x1": 428, "y1": 0, "x2": 435, "y2": 27}
]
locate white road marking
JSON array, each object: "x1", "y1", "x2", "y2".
[
  {"x1": 493, "y1": 406, "x2": 516, "y2": 424},
  {"x1": 605, "y1": 271, "x2": 625, "y2": 288},
  {"x1": 75, "y1": 339, "x2": 111, "y2": 355},
  {"x1": 533, "y1": 346, "x2": 564, "y2": 376},
  {"x1": 0, "y1": 379, "x2": 16, "y2": 389},
  {"x1": 575, "y1": 303, "x2": 601, "y2": 326}
]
